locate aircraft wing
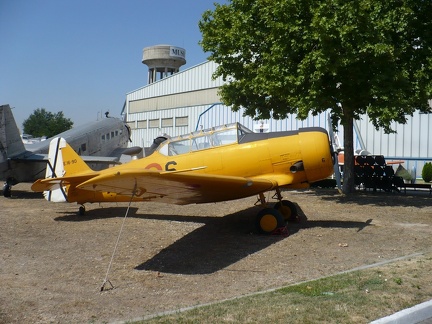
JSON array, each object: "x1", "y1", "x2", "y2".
[
  {"x1": 10, "y1": 153, "x2": 119, "y2": 164},
  {"x1": 10, "y1": 153, "x2": 47, "y2": 161},
  {"x1": 76, "y1": 169, "x2": 277, "y2": 205},
  {"x1": 80, "y1": 156, "x2": 120, "y2": 164}
]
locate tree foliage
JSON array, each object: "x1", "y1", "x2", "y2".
[
  {"x1": 422, "y1": 162, "x2": 432, "y2": 183},
  {"x1": 22, "y1": 108, "x2": 73, "y2": 138},
  {"x1": 199, "y1": 0, "x2": 432, "y2": 193}
]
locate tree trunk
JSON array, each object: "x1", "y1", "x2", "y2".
[{"x1": 342, "y1": 113, "x2": 356, "y2": 194}]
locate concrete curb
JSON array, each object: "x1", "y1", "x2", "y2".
[{"x1": 370, "y1": 299, "x2": 432, "y2": 324}]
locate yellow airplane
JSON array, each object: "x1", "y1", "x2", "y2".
[{"x1": 31, "y1": 122, "x2": 334, "y2": 234}]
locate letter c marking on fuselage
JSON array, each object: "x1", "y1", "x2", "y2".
[{"x1": 165, "y1": 161, "x2": 177, "y2": 171}]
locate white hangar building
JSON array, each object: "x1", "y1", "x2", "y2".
[{"x1": 124, "y1": 45, "x2": 432, "y2": 179}]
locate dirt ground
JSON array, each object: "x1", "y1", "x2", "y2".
[{"x1": 1, "y1": 183, "x2": 432, "y2": 323}]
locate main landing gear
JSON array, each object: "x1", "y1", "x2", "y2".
[
  {"x1": 78, "y1": 205, "x2": 86, "y2": 216},
  {"x1": 2, "y1": 182, "x2": 12, "y2": 197},
  {"x1": 255, "y1": 189, "x2": 298, "y2": 235}
]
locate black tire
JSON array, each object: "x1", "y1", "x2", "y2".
[
  {"x1": 78, "y1": 205, "x2": 85, "y2": 216},
  {"x1": 274, "y1": 200, "x2": 298, "y2": 222},
  {"x1": 256, "y1": 208, "x2": 285, "y2": 234},
  {"x1": 2, "y1": 184, "x2": 11, "y2": 198}
]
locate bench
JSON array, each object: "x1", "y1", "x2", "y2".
[{"x1": 401, "y1": 183, "x2": 432, "y2": 195}]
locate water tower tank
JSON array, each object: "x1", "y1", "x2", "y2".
[{"x1": 142, "y1": 45, "x2": 186, "y2": 84}]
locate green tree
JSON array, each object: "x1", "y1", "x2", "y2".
[
  {"x1": 422, "y1": 162, "x2": 432, "y2": 182},
  {"x1": 23, "y1": 108, "x2": 73, "y2": 138},
  {"x1": 199, "y1": 0, "x2": 432, "y2": 193}
]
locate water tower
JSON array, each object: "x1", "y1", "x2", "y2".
[{"x1": 142, "y1": 45, "x2": 186, "y2": 84}]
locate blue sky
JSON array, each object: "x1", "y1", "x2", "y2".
[{"x1": 0, "y1": 0, "x2": 224, "y2": 132}]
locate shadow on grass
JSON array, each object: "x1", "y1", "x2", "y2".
[
  {"x1": 3, "y1": 189, "x2": 45, "y2": 200},
  {"x1": 52, "y1": 201, "x2": 373, "y2": 275},
  {"x1": 291, "y1": 188, "x2": 431, "y2": 208}
]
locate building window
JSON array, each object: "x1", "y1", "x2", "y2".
[
  {"x1": 137, "y1": 120, "x2": 147, "y2": 129},
  {"x1": 175, "y1": 116, "x2": 188, "y2": 127},
  {"x1": 149, "y1": 119, "x2": 159, "y2": 128},
  {"x1": 161, "y1": 118, "x2": 173, "y2": 127}
]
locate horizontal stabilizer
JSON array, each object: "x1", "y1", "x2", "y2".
[{"x1": 31, "y1": 174, "x2": 97, "y2": 192}]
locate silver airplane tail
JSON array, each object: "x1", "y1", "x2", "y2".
[{"x1": 0, "y1": 104, "x2": 26, "y2": 162}]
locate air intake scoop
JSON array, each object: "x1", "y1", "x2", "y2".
[{"x1": 290, "y1": 161, "x2": 304, "y2": 173}]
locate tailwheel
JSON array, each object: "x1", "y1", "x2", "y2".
[
  {"x1": 256, "y1": 208, "x2": 285, "y2": 234},
  {"x1": 78, "y1": 205, "x2": 86, "y2": 216},
  {"x1": 274, "y1": 200, "x2": 298, "y2": 222}
]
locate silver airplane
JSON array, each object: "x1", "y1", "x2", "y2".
[{"x1": 1, "y1": 104, "x2": 140, "y2": 197}]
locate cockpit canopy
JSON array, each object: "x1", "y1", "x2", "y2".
[{"x1": 158, "y1": 123, "x2": 252, "y2": 156}]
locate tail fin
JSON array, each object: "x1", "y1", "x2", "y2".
[
  {"x1": 0, "y1": 104, "x2": 26, "y2": 161},
  {"x1": 43, "y1": 137, "x2": 92, "y2": 202},
  {"x1": 46, "y1": 137, "x2": 92, "y2": 179}
]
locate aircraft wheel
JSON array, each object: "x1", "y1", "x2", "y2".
[
  {"x1": 256, "y1": 208, "x2": 285, "y2": 234},
  {"x1": 274, "y1": 200, "x2": 298, "y2": 222},
  {"x1": 2, "y1": 183, "x2": 11, "y2": 198},
  {"x1": 78, "y1": 205, "x2": 85, "y2": 216}
]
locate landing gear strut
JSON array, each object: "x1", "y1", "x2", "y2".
[
  {"x1": 254, "y1": 189, "x2": 298, "y2": 234},
  {"x1": 272, "y1": 188, "x2": 298, "y2": 221}
]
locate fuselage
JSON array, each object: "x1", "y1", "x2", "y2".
[
  {"x1": 1, "y1": 118, "x2": 130, "y2": 184},
  {"x1": 64, "y1": 123, "x2": 334, "y2": 204},
  {"x1": 140, "y1": 127, "x2": 333, "y2": 184},
  {"x1": 25, "y1": 117, "x2": 129, "y2": 157}
]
